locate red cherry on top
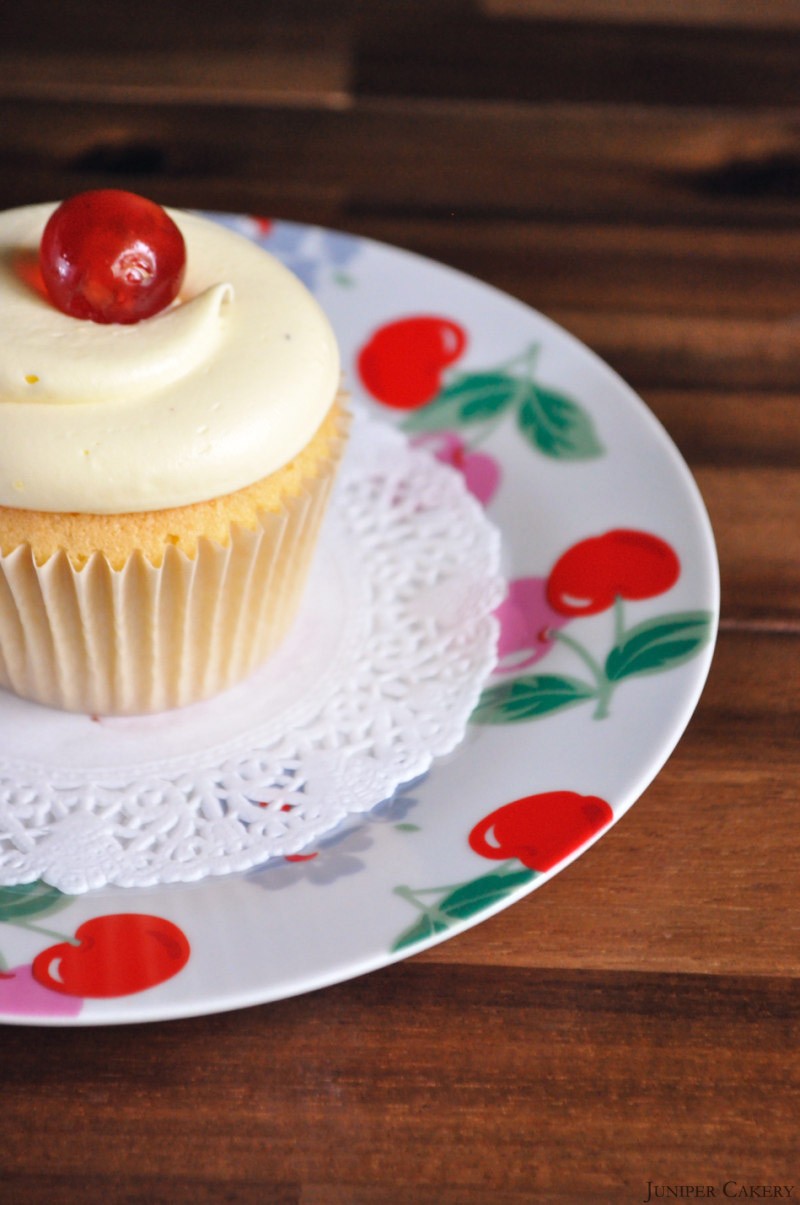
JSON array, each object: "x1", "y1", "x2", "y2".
[{"x1": 39, "y1": 189, "x2": 186, "y2": 324}]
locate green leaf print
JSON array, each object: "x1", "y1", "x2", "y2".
[
  {"x1": 471, "y1": 674, "x2": 597, "y2": 724},
  {"x1": 605, "y1": 611, "x2": 714, "y2": 681},
  {"x1": 402, "y1": 371, "x2": 522, "y2": 433},
  {"x1": 433, "y1": 866, "x2": 536, "y2": 921},
  {"x1": 392, "y1": 911, "x2": 449, "y2": 951},
  {"x1": 392, "y1": 863, "x2": 537, "y2": 951},
  {"x1": 517, "y1": 386, "x2": 604, "y2": 460},
  {"x1": 0, "y1": 881, "x2": 71, "y2": 925}
]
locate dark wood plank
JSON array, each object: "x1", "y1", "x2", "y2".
[
  {"x1": 1, "y1": 0, "x2": 359, "y2": 53},
  {"x1": 4, "y1": 97, "x2": 800, "y2": 228},
  {"x1": 346, "y1": 217, "x2": 800, "y2": 320},
  {"x1": 355, "y1": 9, "x2": 800, "y2": 108},
  {"x1": 1, "y1": 965, "x2": 797, "y2": 1200},
  {"x1": 551, "y1": 308, "x2": 800, "y2": 391},
  {"x1": 483, "y1": 0, "x2": 800, "y2": 29},
  {"x1": 7, "y1": 0, "x2": 800, "y2": 122},
  {"x1": 698, "y1": 469, "x2": 800, "y2": 624},
  {"x1": 0, "y1": 44, "x2": 351, "y2": 107},
  {"x1": 643, "y1": 390, "x2": 800, "y2": 469}
]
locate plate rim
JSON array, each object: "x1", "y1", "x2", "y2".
[{"x1": 0, "y1": 213, "x2": 720, "y2": 1026}]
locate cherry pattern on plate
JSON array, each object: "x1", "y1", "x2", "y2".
[
  {"x1": 0, "y1": 881, "x2": 190, "y2": 1016},
  {"x1": 477, "y1": 528, "x2": 714, "y2": 723},
  {"x1": 391, "y1": 790, "x2": 613, "y2": 951},
  {"x1": 357, "y1": 319, "x2": 603, "y2": 463}
]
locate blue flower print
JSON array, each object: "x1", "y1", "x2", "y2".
[
  {"x1": 203, "y1": 214, "x2": 361, "y2": 293},
  {"x1": 247, "y1": 778, "x2": 424, "y2": 892},
  {"x1": 255, "y1": 221, "x2": 362, "y2": 293}
]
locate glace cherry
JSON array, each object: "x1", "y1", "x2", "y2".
[{"x1": 39, "y1": 189, "x2": 186, "y2": 324}]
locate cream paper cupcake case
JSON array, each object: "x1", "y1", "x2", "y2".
[{"x1": 0, "y1": 425, "x2": 345, "y2": 716}]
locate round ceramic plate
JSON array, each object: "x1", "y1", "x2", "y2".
[{"x1": 0, "y1": 216, "x2": 719, "y2": 1025}]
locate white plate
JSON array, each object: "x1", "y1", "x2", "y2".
[{"x1": 0, "y1": 216, "x2": 718, "y2": 1025}]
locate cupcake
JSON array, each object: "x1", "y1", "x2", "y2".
[{"x1": 0, "y1": 191, "x2": 347, "y2": 714}]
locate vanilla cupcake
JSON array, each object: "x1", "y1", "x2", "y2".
[{"x1": 0, "y1": 195, "x2": 347, "y2": 714}]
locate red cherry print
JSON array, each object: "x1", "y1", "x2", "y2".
[
  {"x1": 357, "y1": 316, "x2": 467, "y2": 409},
  {"x1": 546, "y1": 529, "x2": 680, "y2": 617},
  {"x1": 39, "y1": 190, "x2": 186, "y2": 324},
  {"x1": 31, "y1": 913, "x2": 190, "y2": 998},
  {"x1": 469, "y1": 791, "x2": 613, "y2": 872}
]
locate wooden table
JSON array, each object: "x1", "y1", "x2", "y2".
[{"x1": 1, "y1": 3, "x2": 798, "y2": 1200}]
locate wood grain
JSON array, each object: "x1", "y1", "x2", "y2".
[
  {"x1": 347, "y1": 218, "x2": 800, "y2": 319},
  {"x1": 0, "y1": 47, "x2": 352, "y2": 107},
  {"x1": 356, "y1": 10, "x2": 800, "y2": 109},
  {"x1": 640, "y1": 391, "x2": 800, "y2": 468},
  {"x1": 2, "y1": 966, "x2": 797, "y2": 1202},
  {"x1": 4, "y1": 97, "x2": 800, "y2": 228},
  {"x1": 482, "y1": 0, "x2": 800, "y2": 27},
  {"x1": 547, "y1": 309, "x2": 800, "y2": 392}
]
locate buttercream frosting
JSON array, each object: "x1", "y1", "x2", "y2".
[{"x1": 0, "y1": 204, "x2": 340, "y2": 513}]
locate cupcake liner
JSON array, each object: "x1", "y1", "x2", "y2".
[
  {"x1": 0, "y1": 429, "x2": 344, "y2": 716},
  {"x1": 0, "y1": 410, "x2": 506, "y2": 893}
]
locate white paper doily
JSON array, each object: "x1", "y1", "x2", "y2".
[{"x1": 0, "y1": 411, "x2": 503, "y2": 893}]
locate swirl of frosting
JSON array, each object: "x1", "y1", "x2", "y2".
[{"x1": 0, "y1": 204, "x2": 340, "y2": 513}]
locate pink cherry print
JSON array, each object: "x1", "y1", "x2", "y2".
[
  {"x1": 412, "y1": 431, "x2": 501, "y2": 505},
  {"x1": 494, "y1": 577, "x2": 571, "y2": 673},
  {"x1": 0, "y1": 963, "x2": 83, "y2": 1017}
]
